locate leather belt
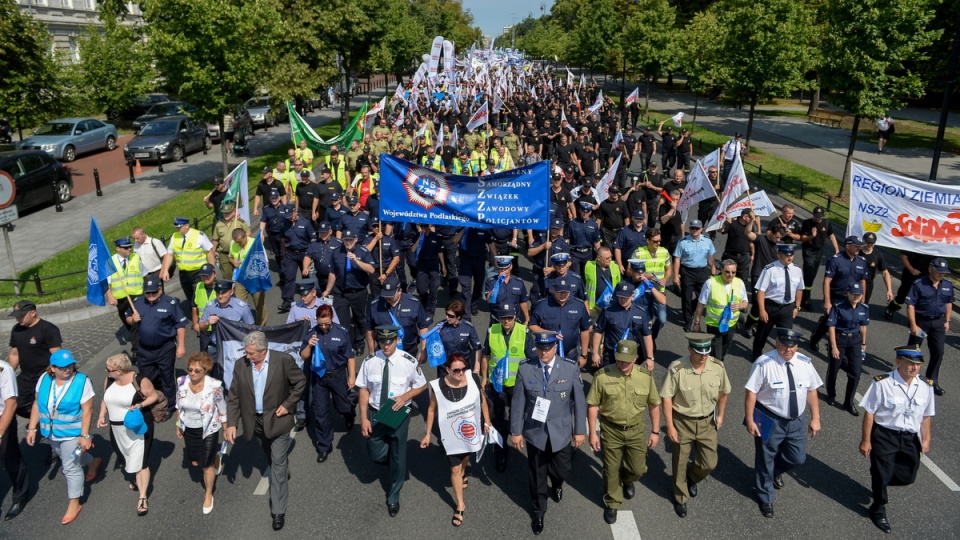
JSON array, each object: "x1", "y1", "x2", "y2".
[
  {"x1": 601, "y1": 417, "x2": 642, "y2": 431},
  {"x1": 571, "y1": 247, "x2": 591, "y2": 253}
]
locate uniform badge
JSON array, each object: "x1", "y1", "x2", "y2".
[
  {"x1": 560, "y1": 392, "x2": 566, "y2": 398},
  {"x1": 557, "y1": 379, "x2": 567, "y2": 384},
  {"x1": 29, "y1": 337, "x2": 36, "y2": 345}
]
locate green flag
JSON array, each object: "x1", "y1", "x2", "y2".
[{"x1": 287, "y1": 101, "x2": 368, "y2": 154}]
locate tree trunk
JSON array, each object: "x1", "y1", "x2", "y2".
[
  {"x1": 219, "y1": 117, "x2": 228, "y2": 178},
  {"x1": 644, "y1": 76, "x2": 651, "y2": 114},
  {"x1": 666, "y1": 73, "x2": 673, "y2": 86},
  {"x1": 807, "y1": 87, "x2": 821, "y2": 116},
  {"x1": 692, "y1": 93, "x2": 699, "y2": 134},
  {"x1": 744, "y1": 93, "x2": 758, "y2": 157},
  {"x1": 840, "y1": 115, "x2": 861, "y2": 198},
  {"x1": 341, "y1": 67, "x2": 351, "y2": 131}
]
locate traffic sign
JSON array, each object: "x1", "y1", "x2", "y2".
[
  {"x1": 0, "y1": 205, "x2": 17, "y2": 225},
  {"x1": 0, "y1": 171, "x2": 14, "y2": 209}
]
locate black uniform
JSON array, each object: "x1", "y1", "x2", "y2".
[
  {"x1": 281, "y1": 216, "x2": 315, "y2": 304},
  {"x1": 302, "y1": 323, "x2": 357, "y2": 456},
  {"x1": 721, "y1": 219, "x2": 753, "y2": 284},
  {"x1": 799, "y1": 218, "x2": 836, "y2": 307},
  {"x1": 412, "y1": 230, "x2": 444, "y2": 318},
  {"x1": 330, "y1": 244, "x2": 376, "y2": 353},
  {"x1": 906, "y1": 276, "x2": 954, "y2": 386},
  {"x1": 825, "y1": 299, "x2": 870, "y2": 408},
  {"x1": 128, "y1": 294, "x2": 188, "y2": 405}
]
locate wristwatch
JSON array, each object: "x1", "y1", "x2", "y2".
[
  {"x1": 651, "y1": 430, "x2": 661, "y2": 435},
  {"x1": 82, "y1": 434, "x2": 93, "y2": 440}
]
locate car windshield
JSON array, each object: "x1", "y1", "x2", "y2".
[
  {"x1": 139, "y1": 121, "x2": 178, "y2": 136},
  {"x1": 247, "y1": 98, "x2": 270, "y2": 108},
  {"x1": 35, "y1": 122, "x2": 76, "y2": 136}
]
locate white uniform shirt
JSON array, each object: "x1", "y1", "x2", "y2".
[
  {"x1": 134, "y1": 236, "x2": 169, "y2": 273},
  {"x1": 356, "y1": 348, "x2": 426, "y2": 410},
  {"x1": 859, "y1": 370, "x2": 935, "y2": 433},
  {"x1": 723, "y1": 140, "x2": 742, "y2": 160},
  {"x1": 745, "y1": 351, "x2": 823, "y2": 419},
  {"x1": 755, "y1": 261, "x2": 804, "y2": 304},
  {"x1": 0, "y1": 360, "x2": 17, "y2": 415}
]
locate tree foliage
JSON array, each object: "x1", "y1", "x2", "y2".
[
  {"x1": 409, "y1": 0, "x2": 482, "y2": 49},
  {"x1": 569, "y1": 0, "x2": 620, "y2": 69},
  {"x1": 623, "y1": 0, "x2": 678, "y2": 83},
  {"x1": 266, "y1": 0, "x2": 339, "y2": 110},
  {"x1": 74, "y1": 21, "x2": 155, "y2": 118},
  {"x1": 676, "y1": 9, "x2": 723, "y2": 94}
]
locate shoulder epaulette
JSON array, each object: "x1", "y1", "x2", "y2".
[
  {"x1": 873, "y1": 374, "x2": 890, "y2": 382},
  {"x1": 462, "y1": 320, "x2": 475, "y2": 328},
  {"x1": 754, "y1": 355, "x2": 772, "y2": 366},
  {"x1": 405, "y1": 294, "x2": 422, "y2": 304},
  {"x1": 763, "y1": 262, "x2": 777, "y2": 270},
  {"x1": 363, "y1": 353, "x2": 377, "y2": 362},
  {"x1": 710, "y1": 357, "x2": 725, "y2": 367},
  {"x1": 795, "y1": 353, "x2": 813, "y2": 364},
  {"x1": 400, "y1": 350, "x2": 418, "y2": 363},
  {"x1": 560, "y1": 356, "x2": 578, "y2": 365},
  {"x1": 924, "y1": 378, "x2": 934, "y2": 386},
  {"x1": 669, "y1": 362, "x2": 682, "y2": 374},
  {"x1": 635, "y1": 365, "x2": 652, "y2": 375}
]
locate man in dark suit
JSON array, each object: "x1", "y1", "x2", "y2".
[
  {"x1": 225, "y1": 331, "x2": 306, "y2": 531},
  {"x1": 510, "y1": 331, "x2": 587, "y2": 535}
]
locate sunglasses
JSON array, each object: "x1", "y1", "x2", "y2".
[
  {"x1": 187, "y1": 368, "x2": 205, "y2": 374},
  {"x1": 450, "y1": 368, "x2": 467, "y2": 375},
  {"x1": 317, "y1": 322, "x2": 333, "y2": 328},
  {"x1": 445, "y1": 313, "x2": 458, "y2": 318}
]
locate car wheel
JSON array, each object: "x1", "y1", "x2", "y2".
[
  {"x1": 106, "y1": 136, "x2": 117, "y2": 151},
  {"x1": 63, "y1": 145, "x2": 76, "y2": 162},
  {"x1": 171, "y1": 145, "x2": 184, "y2": 162},
  {"x1": 55, "y1": 180, "x2": 72, "y2": 203}
]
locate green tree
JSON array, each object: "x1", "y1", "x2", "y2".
[
  {"x1": 267, "y1": 0, "x2": 339, "y2": 115},
  {"x1": 713, "y1": 0, "x2": 817, "y2": 154},
  {"x1": 0, "y1": 0, "x2": 70, "y2": 136},
  {"x1": 371, "y1": 1, "x2": 425, "y2": 87},
  {"x1": 409, "y1": 0, "x2": 482, "y2": 49},
  {"x1": 569, "y1": 0, "x2": 620, "y2": 72},
  {"x1": 75, "y1": 21, "x2": 156, "y2": 121},
  {"x1": 820, "y1": 0, "x2": 940, "y2": 195},
  {"x1": 623, "y1": 0, "x2": 678, "y2": 111},
  {"x1": 140, "y1": 0, "x2": 284, "y2": 176}
]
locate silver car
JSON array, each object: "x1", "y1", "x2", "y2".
[
  {"x1": 18, "y1": 117, "x2": 118, "y2": 162},
  {"x1": 245, "y1": 96, "x2": 286, "y2": 128}
]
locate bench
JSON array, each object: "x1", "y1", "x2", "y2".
[{"x1": 807, "y1": 109, "x2": 846, "y2": 128}]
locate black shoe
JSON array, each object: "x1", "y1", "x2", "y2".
[
  {"x1": 344, "y1": 416, "x2": 355, "y2": 430},
  {"x1": 759, "y1": 503, "x2": 774, "y2": 518},
  {"x1": 604, "y1": 507, "x2": 618, "y2": 524},
  {"x1": 871, "y1": 514, "x2": 891, "y2": 533},
  {"x1": 277, "y1": 302, "x2": 291, "y2": 313},
  {"x1": 844, "y1": 404, "x2": 860, "y2": 417},
  {"x1": 674, "y1": 502, "x2": 687, "y2": 518},
  {"x1": 4, "y1": 502, "x2": 24, "y2": 521},
  {"x1": 687, "y1": 478, "x2": 698, "y2": 498},
  {"x1": 294, "y1": 419, "x2": 306, "y2": 432},
  {"x1": 623, "y1": 482, "x2": 636, "y2": 500},
  {"x1": 387, "y1": 503, "x2": 400, "y2": 517},
  {"x1": 809, "y1": 339, "x2": 820, "y2": 353},
  {"x1": 746, "y1": 325, "x2": 756, "y2": 338},
  {"x1": 550, "y1": 486, "x2": 563, "y2": 503},
  {"x1": 316, "y1": 452, "x2": 329, "y2": 463},
  {"x1": 471, "y1": 305, "x2": 479, "y2": 316},
  {"x1": 883, "y1": 310, "x2": 894, "y2": 321},
  {"x1": 272, "y1": 513, "x2": 285, "y2": 531},
  {"x1": 531, "y1": 516, "x2": 544, "y2": 535},
  {"x1": 825, "y1": 396, "x2": 836, "y2": 407},
  {"x1": 934, "y1": 384, "x2": 945, "y2": 396},
  {"x1": 495, "y1": 459, "x2": 507, "y2": 473},
  {"x1": 773, "y1": 474, "x2": 784, "y2": 489}
]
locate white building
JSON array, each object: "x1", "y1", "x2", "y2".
[{"x1": 18, "y1": 0, "x2": 144, "y2": 62}]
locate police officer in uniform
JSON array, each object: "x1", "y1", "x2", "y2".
[
  {"x1": 825, "y1": 283, "x2": 869, "y2": 415},
  {"x1": 303, "y1": 222, "x2": 341, "y2": 296},
  {"x1": 905, "y1": 257, "x2": 954, "y2": 396},
  {"x1": 323, "y1": 229, "x2": 376, "y2": 354},
  {"x1": 752, "y1": 244, "x2": 804, "y2": 360},
  {"x1": 858, "y1": 346, "x2": 936, "y2": 533},
  {"x1": 480, "y1": 302, "x2": 535, "y2": 472},
  {"x1": 565, "y1": 201, "x2": 601, "y2": 277},
  {"x1": 510, "y1": 332, "x2": 587, "y2": 535},
  {"x1": 484, "y1": 256, "x2": 531, "y2": 323},
  {"x1": 411, "y1": 224, "x2": 445, "y2": 319},
  {"x1": 105, "y1": 236, "x2": 145, "y2": 352},
  {"x1": 259, "y1": 188, "x2": 293, "y2": 276},
  {"x1": 612, "y1": 210, "x2": 647, "y2": 275},
  {"x1": 858, "y1": 232, "x2": 893, "y2": 305},
  {"x1": 744, "y1": 224, "x2": 785, "y2": 338},
  {"x1": 199, "y1": 280, "x2": 254, "y2": 376},
  {"x1": 165, "y1": 217, "x2": 215, "y2": 309},
  {"x1": 363, "y1": 217, "x2": 399, "y2": 298},
  {"x1": 591, "y1": 282, "x2": 654, "y2": 368},
  {"x1": 436, "y1": 300, "x2": 481, "y2": 378},
  {"x1": 810, "y1": 235, "x2": 867, "y2": 352},
  {"x1": 884, "y1": 250, "x2": 932, "y2": 320},
  {"x1": 543, "y1": 253, "x2": 588, "y2": 308},
  {"x1": 435, "y1": 225, "x2": 462, "y2": 294},
  {"x1": 673, "y1": 220, "x2": 717, "y2": 332},
  {"x1": 0, "y1": 353, "x2": 28, "y2": 520},
  {"x1": 587, "y1": 340, "x2": 660, "y2": 525},
  {"x1": 528, "y1": 277, "x2": 593, "y2": 367},
  {"x1": 660, "y1": 333, "x2": 731, "y2": 518},
  {"x1": 279, "y1": 209, "x2": 316, "y2": 313},
  {"x1": 356, "y1": 326, "x2": 428, "y2": 517},
  {"x1": 301, "y1": 304, "x2": 357, "y2": 463},
  {"x1": 528, "y1": 219, "x2": 571, "y2": 303},
  {"x1": 126, "y1": 277, "x2": 188, "y2": 410},
  {"x1": 366, "y1": 275, "x2": 430, "y2": 357},
  {"x1": 457, "y1": 227, "x2": 495, "y2": 318},
  {"x1": 744, "y1": 328, "x2": 822, "y2": 518}
]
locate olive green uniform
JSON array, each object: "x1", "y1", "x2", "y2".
[
  {"x1": 211, "y1": 217, "x2": 249, "y2": 278},
  {"x1": 659, "y1": 357, "x2": 731, "y2": 504},
  {"x1": 586, "y1": 365, "x2": 661, "y2": 509}
]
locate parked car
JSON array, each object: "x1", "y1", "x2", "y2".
[
  {"x1": 17, "y1": 118, "x2": 118, "y2": 162},
  {"x1": 107, "y1": 93, "x2": 171, "y2": 122},
  {"x1": 123, "y1": 116, "x2": 210, "y2": 163},
  {"x1": 132, "y1": 101, "x2": 199, "y2": 132},
  {"x1": 0, "y1": 150, "x2": 73, "y2": 211},
  {"x1": 244, "y1": 96, "x2": 287, "y2": 128}
]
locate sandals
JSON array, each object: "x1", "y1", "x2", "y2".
[
  {"x1": 128, "y1": 483, "x2": 138, "y2": 491},
  {"x1": 452, "y1": 509, "x2": 465, "y2": 527},
  {"x1": 462, "y1": 475, "x2": 469, "y2": 489},
  {"x1": 137, "y1": 498, "x2": 149, "y2": 517}
]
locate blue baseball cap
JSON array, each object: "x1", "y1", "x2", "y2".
[
  {"x1": 214, "y1": 280, "x2": 234, "y2": 293},
  {"x1": 550, "y1": 218, "x2": 564, "y2": 230},
  {"x1": 123, "y1": 409, "x2": 149, "y2": 435},
  {"x1": 848, "y1": 283, "x2": 863, "y2": 295},
  {"x1": 198, "y1": 263, "x2": 216, "y2": 276},
  {"x1": 930, "y1": 258, "x2": 950, "y2": 273},
  {"x1": 553, "y1": 277, "x2": 573, "y2": 292},
  {"x1": 689, "y1": 220, "x2": 703, "y2": 229},
  {"x1": 381, "y1": 275, "x2": 401, "y2": 297},
  {"x1": 296, "y1": 279, "x2": 316, "y2": 295},
  {"x1": 498, "y1": 302, "x2": 518, "y2": 317},
  {"x1": 49, "y1": 350, "x2": 77, "y2": 368},
  {"x1": 844, "y1": 235, "x2": 864, "y2": 246}
]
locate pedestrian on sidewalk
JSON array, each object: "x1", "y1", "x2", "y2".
[{"x1": 875, "y1": 115, "x2": 895, "y2": 154}]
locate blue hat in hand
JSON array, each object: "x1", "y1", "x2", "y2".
[{"x1": 123, "y1": 409, "x2": 149, "y2": 435}]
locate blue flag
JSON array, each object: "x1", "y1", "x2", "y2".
[
  {"x1": 86, "y1": 217, "x2": 118, "y2": 306},
  {"x1": 388, "y1": 310, "x2": 406, "y2": 350},
  {"x1": 423, "y1": 324, "x2": 446, "y2": 367},
  {"x1": 236, "y1": 232, "x2": 273, "y2": 294},
  {"x1": 312, "y1": 341, "x2": 327, "y2": 377},
  {"x1": 596, "y1": 281, "x2": 614, "y2": 309},
  {"x1": 491, "y1": 354, "x2": 508, "y2": 393},
  {"x1": 718, "y1": 302, "x2": 734, "y2": 333}
]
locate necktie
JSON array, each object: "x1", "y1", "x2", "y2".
[
  {"x1": 783, "y1": 264, "x2": 791, "y2": 304},
  {"x1": 785, "y1": 362, "x2": 799, "y2": 419},
  {"x1": 379, "y1": 357, "x2": 390, "y2": 407},
  {"x1": 543, "y1": 363, "x2": 551, "y2": 385},
  {"x1": 416, "y1": 232, "x2": 425, "y2": 258},
  {"x1": 121, "y1": 258, "x2": 127, "y2": 271}
]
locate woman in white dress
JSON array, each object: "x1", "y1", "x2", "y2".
[
  {"x1": 175, "y1": 352, "x2": 227, "y2": 514},
  {"x1": 97, "y1": 353, "x2": 159, "y2": 516}
]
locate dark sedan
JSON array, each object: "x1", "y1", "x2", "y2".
[
  {"x1": 0, "y1": 150, "x2": 73, "y2": 212},
  {"x1": 123, "y1": 116, "x2": 210, "y2": 163}
]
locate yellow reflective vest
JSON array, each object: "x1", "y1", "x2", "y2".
[
  {"x1": 487, "y1": 323, "x2": 527, "y2": 388},
  {"x1": 171, "y1": 229, "x2": 207, "y2": 270},
  {"x1": 583, "y1": 261, "x2": 621, "y2": 309},
  {"x1": 704, "y1": 275, "x2": 744, "y2": 328},
  {"x1": 109, "y1": 253, "x2": 143, "y2": 299}
]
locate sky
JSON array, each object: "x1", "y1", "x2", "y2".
[{"x1": 462, "y1": 0, "x2": 554, "y2": 39}]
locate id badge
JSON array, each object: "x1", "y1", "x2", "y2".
[{"x1": 532, "y1": 396, "x2": 551, "y2": 423}]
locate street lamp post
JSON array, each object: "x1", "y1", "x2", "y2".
[{"x1": 620, "y1": 55, "x2": 626, "y2": 108}]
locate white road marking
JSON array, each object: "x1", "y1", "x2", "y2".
[
  {"x1": 854, "y1": 392, "x2": 959, "y2": 492},
  {"x1": 610, "y1": 510, "x2": 642, "y2": 540},
  {"x1": 253, "y1": 425, "x2": 300, "y2": 495}
]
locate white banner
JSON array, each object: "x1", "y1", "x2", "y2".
[
  {"x1": 442, "y1": 40, "x2": 455, "y2": 82},
  {"x1": 706, "y1": 153, "x2": 747, "y2": 232},
  {"x1": 848, "y1": 163, "x2": 960, "y2": 257},
  {"x1": 671, "y1": 112, "x2": 684, "y2": 127},
  {"x1": 596, "y1": 154, "x2": 622, "y2": 204},
  {"x1": 677, "y1": 149, "x2": 720, "y2": 221},
  {"x1": 587, "y1": 91, "x2": 603, "y2": 115},
  {"x1": 466, "y1": 102, "x2": 488, "y2": 132},
  {"x1": 428, "y1": 36, "x2": 444, "y2": 79},
  {"x1": 625, "y1": 88, "x2": 639, "y2": 106},
  {"x1": 726, "y1": 190, "x2": 775, "y2": 217}
]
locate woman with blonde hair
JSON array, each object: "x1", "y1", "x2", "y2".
[{"x1": 175, "y1": 352, "x2": 227, "y2": 514}]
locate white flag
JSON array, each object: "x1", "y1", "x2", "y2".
[
  {"x1": 676, "y1": 158, "x2": 718, "y2": 219},
  {"x1": 442, "y1": 40, "x2": 455, "y2": 81},
  {"x1": 706, "y1": 153, "x2": 748, "y2": 232},
  {"x1": 393, "y1": 109, "x2": 404, "y2": 127},
  {"x1": 393, "y1": 84, "x2": 406, "y2": 104},
  {"x1": 612, "y1": 129, "x2": 623, "y2": 149},
  {"x1": 671, "y1": 112, "x2": 684, "y2": 127},
  {"x1": 587, "y1": 91, "x2": 604, "y2": 115},
  {"x1": 579, "y1": 73, "x2": 586, "y2": 89},
  {"x1": 596, "y1": 155, "x2": 622, "y2": 204},
  {"x1": 625, "y1": 88, "x2": 639, "y2": 106},
  {"x1": 449, "y1": 125, "x2": 458, "y2": 149},
  {"x1": 726, "y1": 190, "x2": 775, "y2": 217},
  {"x1": 566, "y1": 69, "x2": 574, "y2": 88},
  {"x1": 493, "y1": 93, "x2": 504, "y2": 113},
  {"x1": 466, "y1": 102, "x2": 488, "y2": 132},
  {"x1": 366, "y1": 97, "x2": 386, "y2": 117},
  {"x1": 428, "y1": 36, "x2": 444, "y2": 80}
]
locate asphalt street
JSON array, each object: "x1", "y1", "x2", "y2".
[{"x1": 1, "y1": 154, "x2": 958, "y2": 539}]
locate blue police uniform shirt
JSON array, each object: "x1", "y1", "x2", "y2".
[
  {"x1": 365, "y1": 195, "x2": 380, "y2": 220},
  {"x1": 201, "y1": 297, "x2": 255, "y2": 343},
  {"x1": 673, "y1": 235, "x2": 716, "y2": 268},
  {"x1": 824, "y1": 254, "x2": 868, "y2": 294},
  {"x1": 284, "y1": 216, "x2": 315, "y2": 250},
  {"x1": 128, "y1": 294, "x2": 188, "y2": 348},
  {"x1": 287, "y1": 300, "x2": 320, "y2": 327},
  {"x1": 340, "y1": 210, "x2": 371, "y2": 238},
  {"x1": 595, "y1": 303, "x2": 651, "y2": 351},
  {"x1": 490, "y1": 228, "x2": 514, "y2": 254},
  {"x1": 414, "y1": 232, "x2": 443, "y2": 270},
  {"x1": 530, "y1": 236, "x2": 571, "y2": 270},
  {"x1": 529, "y1": 297, "x2": 592, "y2": 355},
  {"x1": 826, "y1": 299, "x2": 869, "y2": 334},
  {"x1": 435, "y1": 226, "x2": 461, "y2": 238},
  {"x1": 565, "y1": 217, "x2": 600, "y2": 249},
  {"x1": 484, "y1": 275, "x2": 530, "y2": 319},
  {"x1": 331, "y1": 244, "x2": 374, "y2": 290},
  {"x1": 529, "y1": 203, "x2": 562, "y2": 245},
  {"x1": 613, "y1": 224, "x2": 647, "y2": 260},
  {"x1": 906, "y1": 275, "x2": 955, "y2": 318},
  {"x1": 262, "y1": 203, "x2": 294, "y2": 234},
  {"x1": 438, "y1": 320, "x2": 482, "y2": 357},
  {"x1": 366, "y1": 294, "x2": 429, "y2": 352},
  {"x1": 305, "y1": 237, "x2": 342, "y2": 276},
  {"x1": 543, "y1": 271, "x2": 587, "y2": 302},
  {"x1": 324, "y1": 205, "x2": 347, "y2": 231},
  {"x1": 368, "y1": 234, "x2": 397, "y2": 272},
  {"x1": 300, "y1": 323, "x2": 353, "y2": 370},
  {"x1": 460, "y1": 228, "x2": 494, "y2": 258},
  {"x1": 393, "y1": 223, "x2": 419, "y2": 249}
]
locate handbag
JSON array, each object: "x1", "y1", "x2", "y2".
[{"x1": 132, "y1": 375, "x2": 170, "y2": 423}]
